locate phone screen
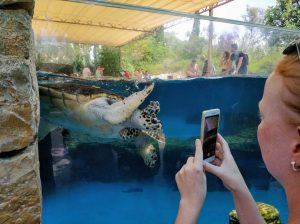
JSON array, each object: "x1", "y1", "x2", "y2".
[{"x1": 203, "y1": 114, "x2": 219, "y2": 160}]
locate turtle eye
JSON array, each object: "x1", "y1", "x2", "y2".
[{"x1": 106, "y1": 99, "x2": 114, "y2": 105}]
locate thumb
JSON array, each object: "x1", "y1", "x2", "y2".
[
  {"x1": 194, "y1": 139, "x2": 203, "y2": 167},
  {"x1": 203, "y1": 161, "x2": 221, "y2": 177}
]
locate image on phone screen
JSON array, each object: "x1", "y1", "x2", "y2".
[{"x1": 203, "y1": 114, "x2": 219, "y2": 160}]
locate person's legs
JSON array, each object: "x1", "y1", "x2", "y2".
[{"x1": 238, "y1": 67, "x2": 247, "y2": 75}]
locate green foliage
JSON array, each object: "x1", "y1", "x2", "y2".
[
  {"x1": 247, "y1": 49, "x2": 282, "y2": 75},
  {"x1": 264, "y1": 0, "x2": 300, "y2": 46},
  {"x1": 119, "y1": 31, "x2": 208, "y2": 75},
  {"x1": 190, "y1": 16, "x2": 200, "y2": 40},
  {"x1": 72, "y1": 52, "x2": 84, "y2": 73},
  {"x1": 36, "y1": 5, "x2": 297, "y2": 78},
  {"x1": 99, "y1": 47, "x2": 121, "y2": 76},
  {"x1": 121, "y1": 36, "x2": 167, "y2": 74},
  {"x1": 264, "y1": 0, "x2": 300, "y2": 28},
  {"x1": 241, "y1": 6, "x2": 265, "y2": 50},
  {"x1": 35, "y1": 40, "x2": 97, "y2": 73}
]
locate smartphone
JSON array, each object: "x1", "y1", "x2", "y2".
[{"x1": 200, "y1": 109, "x2": 220, "y2": 163}]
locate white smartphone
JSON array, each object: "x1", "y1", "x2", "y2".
[{"x1": 200, "y1": 109, "x2": 220, "y2": 163}]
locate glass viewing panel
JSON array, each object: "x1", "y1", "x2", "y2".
[{"x1": 35, "y1": 8, "x2": 298, "y2": 224}]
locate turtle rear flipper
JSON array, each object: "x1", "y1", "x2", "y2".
[
  {"x1": 119, "y1": 127, "x2": 164, "y2": 168},
  {"x1": 119, "y1": 128, "x2": 141, "y2": 140},
  {"x1": 119, "y1": 127, "x2": 165, "y2": 145}
]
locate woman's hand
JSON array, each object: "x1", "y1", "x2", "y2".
[
  {"x1": 175, "y1": 139, "x2": 206, "y2": 224},
  {"x1": 204, "y1": 133, "x2": 247, "y2": 193},
  {"x1": 205, "y1": 134, "x2": 266, "y2": 224}
]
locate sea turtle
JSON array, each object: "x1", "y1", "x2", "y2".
[{"x1": 39, "y1": 82, "x2": 165, "y2": 167}]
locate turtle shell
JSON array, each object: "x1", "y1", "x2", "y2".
[
  {"x1": 39, "y1": 83, "x2": 123, "y2": 104},
  {"x1": 229, "y1": 202, "x2": 281, "y2": 224}
]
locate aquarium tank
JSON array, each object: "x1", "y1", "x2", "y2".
[{"x1": 30, "y1": 0, "x2": 300, "y2": 223}]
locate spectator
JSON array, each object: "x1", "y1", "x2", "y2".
[
  {"x1": 201, "y1": 56, "x2": 215, "y2": 76},
  {"x1": 82, "y1": 67, "x2": 92, "y2": 79},
  {"x1": 95, "y1": 66, "x2": 104, "y2": 79},
  {"x1": 227, "y1": 43, "x2": 248, "y2": 75},
  {"x1": 121, "y1": 70, "x2": 130, "y2": 80},
  {"x1": 220, "y1": 51, "x2": 230, "y2": 74},
  {"x1": 186, "y1": 59, "x2": 199, "y2": 78},
  {"x1": 143, "y1": 70, "x2": 151, "y2": 81},
  {"x1": 134, "y1": 70, "x2": 143, "y2": 81}
]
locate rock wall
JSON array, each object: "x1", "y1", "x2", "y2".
[{"x1": 0, "y1": 1, "x2": 41, "y2": 223}]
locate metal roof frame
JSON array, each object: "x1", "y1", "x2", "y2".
[
  {"x1": 66, "y1": 0, "x2": 300, "y2": 34},
  {"x1": 33, "y1": 0, "x2": 300, "y2": 46}
]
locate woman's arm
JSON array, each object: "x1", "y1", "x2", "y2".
[
  {"x1": 175, "y1": 200, "x2": 203, "y2": 224},
  {"x1": 204, "y1": 134, "x2": 266, "y2": 224},
  {"x1": 175, "y1": 140, "x2": 207, "y2": 224},
  {"x1": 232, "y1": 185, "x2": 266, "y2": 224}
]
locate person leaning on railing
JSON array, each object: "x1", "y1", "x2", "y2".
[{"x1": 175, "y1": 38, "x2": 300, "y2": 224}]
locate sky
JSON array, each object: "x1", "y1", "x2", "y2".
[{"x1": 166, "y1": 0, "x2": 277, "y2": 40}]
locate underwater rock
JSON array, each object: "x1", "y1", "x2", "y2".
[{"x1": 0, "y1": 143, "x2": 41, "y2": 224}]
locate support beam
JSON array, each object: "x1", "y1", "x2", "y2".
[
  {"x1": 65, "y1": 0, "x2": 300, "y2": 34},
  {"x1": 207, "y1": 7, "x2": 213, "y2": 77},
  {"x1": 197, "y1": 0, "x2": 234, "y2": 14},
  {"x1": 33, "y1": 17, "x2": 151, "y2": 33}
]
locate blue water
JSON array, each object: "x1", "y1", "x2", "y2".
[
  {"x1": 42, "y1": 180, "x2": 287, "y2": 224},
  {"x1": 38, "y1": 74, "x2": 288, "y2": 223}
]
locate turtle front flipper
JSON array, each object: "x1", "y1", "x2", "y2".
[
  {"x1": 131, "y1": 101, "x2": 162, "y2": 131},
  {"x1": 85, "y1": 84, "x2": 154, "y2": 125}
]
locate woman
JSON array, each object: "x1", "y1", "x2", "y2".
[
  {"x1": 175, "y1": 39, "x2": 300, "y2": 224},
  {"x1": 220, "y1": 51, "x2": 231, "y2": 74},
  {"x1": 186, "y1": 59, "x2": 199, "y2": 78}
]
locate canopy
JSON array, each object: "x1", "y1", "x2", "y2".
[{"x1": 32, "y1": 0, "x2": 228, "y2": 46}]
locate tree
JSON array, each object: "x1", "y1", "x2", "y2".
[
  {"x1": 264, "y1": 0, "x2": 300, "y2": 28},
  {"x1": 217, "y1": 31, "x2": 239, "y2": 52},
  {"x1": 121, "y1": 36, "x2": 167, "y2": 73},
  {"x1": 186, "y1": 15, "x2": 203, "y2": 60},
  {"x1": 241, "y1": 6, "x2": 265, "y2": 50},
  {"x1": 72, "y1": 44, "x2": 84, "y2": 73},
  {"x1": 99, "y1": 47, "x2": 121, "y2": 76},
  {"x1": 264, "y1": 0, "x2": 300, "y2": 46},
  {"x1": 189, "y1": 14, "x2": 200, "y2": 41}
]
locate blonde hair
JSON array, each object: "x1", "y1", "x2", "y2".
[{"x1": 274, "y1": 53, "x2": 300, "y2": 125}]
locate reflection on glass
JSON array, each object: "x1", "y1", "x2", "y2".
[{"x1": 203, "y1": 115, "x2": 219, "y2": 159}]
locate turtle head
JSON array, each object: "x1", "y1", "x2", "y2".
[{"x1": 138, "y1": 143, "x2": 158, "y2": 168}]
